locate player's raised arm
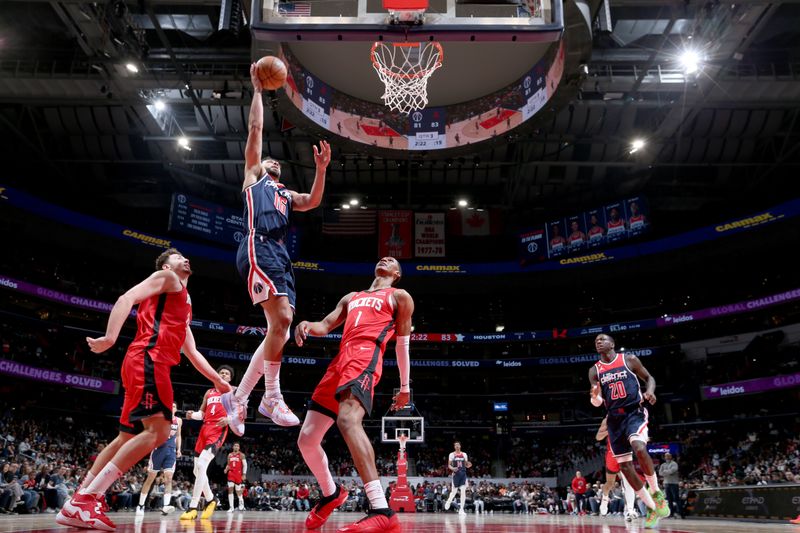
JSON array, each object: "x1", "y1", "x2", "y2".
[
  {"x1": 291, "y1": 140, "x2": 331, "y2": 212},
  {"x1": 390, "y1": 289, "x2": 414, "y2": 411},
  {"x1": 86, "y1": 270, "x2": 182, "y2": 353},
  {"x1": 626, "y1": 354, "x2": 657, "y2": 404},
  {"x1": 182, "y1": 327, "x2": 233, "y2": 394},
  {"x1": 294, "y1": 292, "x2": 354, "y2": 346},
  {"x1": 243, "y1": 63, "x2": 264, "y2": 191}
]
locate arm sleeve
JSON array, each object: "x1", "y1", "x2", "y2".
[
  {"x1": 396, "y1": 335, "x2": 410, "y2": 392},
  {"x1": 189, "y1": 411, "x2": 204, "y2": 421}
]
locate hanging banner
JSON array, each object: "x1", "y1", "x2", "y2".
[
  {"x1": 414, "y1": 213, "x2": 446, "y2": 258},
  {"x1": 379, "y1": 210, "x2": 413, "y2": 259}
]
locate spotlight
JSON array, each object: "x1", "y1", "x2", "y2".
[
  {"x1": 177, "y1": 137, "x2": 190, "y2": 150},
  {"x1": 349, "y1": 199, "x2": 359, "y2": 206},
  {"x1": 154, "y1": 99, "x2": 166, "y2": 111},
  {"x1": 495, "y1": 325, "x2": 505, "y2": 332},
  {"x1": 630, "y1": 139, "x2": 645, "y2": 153},
  {"x1": 457, "y1": 199, "x2": 468, "y2": 207},
  {"x1": 342, "y1": 204, "x2": 351, "y2": 209},
  {"x1": 125, "y1": 62, "x2": 139, "y2": 74},
  {"x1": 680, "y1": 50, "x2": 700, "y2": 74}
]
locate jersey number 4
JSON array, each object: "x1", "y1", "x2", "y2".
[
  {"x1": 610, "y1": 381, "x2": 627, "y2": 400},
  {"x1": 274, "y1": 194, "x2": 288, "y2": 216}
]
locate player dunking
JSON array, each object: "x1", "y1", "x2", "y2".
[
  {"x1": 225, "y1": 443, "x2": 247, "y2": 512},
  {"x1": 295, "y1": 257, "x2": 413, "y2": 532},
  {"x1": 444, "y1": 441, "x2": 472, "y2": 515},
  {"x1": 221, "y1": 62, "x2": 332, "y2": 434},
  {"x1": 588, "y1": 334, "x2": 670, "y2": 529},
  {"x1": 136, "y1": 402, "x2": 182, "y2": 516},
  {"x1": 595, "y1": 417, "x2": 636, "y2": 521},
  {"x1": 180, "y1": 365, "x2": 235, "y2": 520},
  {"x1": 56, "y1": 249, "x2": 231, "y2": 531}
]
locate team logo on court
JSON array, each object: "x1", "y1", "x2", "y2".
[{"x1": 254, "y1": 282, "x2": 264, "y2": 294}]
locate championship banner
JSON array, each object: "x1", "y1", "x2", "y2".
[
  {"x1": 701, "y1": 372, "x2": 800, "y2": 400},
  {"x1": 414, "y1": 213, "x2": 445, "y2": 257},
  {"x1": 0, "y1": 359, "x2": 118, "y2": 394},
  {"x1": 379, "y1": 210, "x2": 413, "y2": 259}
]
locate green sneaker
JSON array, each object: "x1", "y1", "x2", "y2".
[
  {"x1": 645, "y1": 506, "x2": 661, "y2": 529},
  {"x1": 653, "y1": 490, "x2": 671, "y2": 518}
]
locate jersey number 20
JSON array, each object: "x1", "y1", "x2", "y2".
[{"x1": 610, "y1": 381, "x2": 627, "y2": 400}]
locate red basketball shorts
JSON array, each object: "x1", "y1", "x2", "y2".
[{"x1": 119, "y1": 350, "x2": 173, "y2": 434}]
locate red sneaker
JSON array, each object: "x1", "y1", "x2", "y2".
[
  {"x1": 337, "y1": 509, "x2": 400, "y2": 532},
  {"x1": 305, "y1": 484, "x2": 349, "y2": 529},
  {"x1": 56, "y1": 493, "x2": 116, "y2": 531},
  {"x1": 790, "y1": 515, "x2": 800, "y2": 524}
]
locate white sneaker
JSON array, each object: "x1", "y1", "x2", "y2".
[
  {"x1": 136, "y1": 505, "x2": 145, "y2": 516},
  {"x1": 238, "y1": 506, "x2": 245, "y2": 511},
  {"x1": 227, "y1": 508, "x2": 234, "y2": 513},
  {"x1": 458, "y1": 510, "x2": 466, "y2": 516},
  {"x1": 600, "y1": 498, "x2": 608, "y2": 516},
  {"x1": 444, "y1": 502, "x2": 451, "y2": 511},
  {"x1": 258, "y1": 394, "x2": 300, "y2": 427},
  {"x1": 220, "y1": 391, "x2": 247, "y2": 436},
  {"x1": 625, "y1": 511, "x2": 635, "y2": 522},
  {"x1": 161, "y1": 505, "x2": 175, "y2": 515}
]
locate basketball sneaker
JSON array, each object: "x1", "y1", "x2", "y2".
[
  {"x1": 57, "y1": 493, "x2": 116, "y2": 531},
  {"x1": 220, "y1": 391, "x2": 247, "y2": 436},
  {"x1": 306, "y1": 484, "x2": 349, "y2": 529},
  {"x1": 599, "y1": 497, "x2": 608, "y2": 516},
  {"x1": 644, "y1": 507, "x2": 660, "y2": 529},
  {"x1": 180, "y1": 508, "x2": 198, "y2": 520},
  {"x1": 258, "y1": 393, "x2": 300, "y2": 427},
  {"x1": 227, "y1": 507, "x2": 234, "y2": 513},
  {"x1": 653, "y1": 490, "x2": 671, "y2": 518},
  {"x1": 238, "y1": 505, "x2": 245, "y2": 511},
  {"x1": 337, "y1": 509, "x2": 400, "y2": 532},
  {"x1": 135, "y1": 504, "x2": 145, "y2": 516},
  {"x1": 201, "y1": 500, "x2": 217, "y2": 519},
  {"x1": 162, "y1": 505, "x2": 175, "y2": 515},
  {"x1": 790, "y1": 515, "x2": 800, "y2": 524}
]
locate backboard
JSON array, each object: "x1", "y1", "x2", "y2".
[{"x1": 381, "y1": 416, "x2": 425, "y2": 444}]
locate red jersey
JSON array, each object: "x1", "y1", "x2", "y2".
[
  {"x1": 606, "y1": 219, "x2": 625, "y2": 235},
  {"x1": 227, "y1": 452, "x2": 244, "y2": 482},
  {"x1": 341, "y1": 288, "x2": 397, "y2": 348},
  {"x1": 127, "y1": 285, "x2": 192, "y2": 366},
  {"x1": 204, "y1": 388, "x2": 227, "y2": 426}
]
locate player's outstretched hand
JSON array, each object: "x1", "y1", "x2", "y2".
[
  {"x1": 295, "y1": 321, "x2": 310, "y2": 347},
  {"x1": 390, "y1": 390, "x2": 410, "y2": 411},
  {"x1": 250, "y1": 63, "x2": 263, "y2": 93},
  {"x1": 86, "y1": 336, "x2": 114, "y2": 354},
  {"x1": 313, "y1": 140, "x2": 331, "y2": 169},
  {"x1": 644, "y1": 391, "x2": 657, "y2": 405}
]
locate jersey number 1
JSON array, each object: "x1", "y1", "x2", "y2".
[{"x1": 610, "y1": 381, "x2": 627, "y2": 400}]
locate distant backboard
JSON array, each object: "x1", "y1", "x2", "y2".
[
  {"x1": 254, "y1": 0, "x2": 563, "y2": 42},
  {"x1": 381, "y1": 416, "x2": 425, "y2": 443}
]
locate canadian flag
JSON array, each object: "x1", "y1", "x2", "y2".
[{"x1": 448, "y1": 209, "x2": 501, "y2": 236}]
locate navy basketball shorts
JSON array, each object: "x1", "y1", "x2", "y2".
[
  {"x1": 149, "y1": 445, "x2": 177, "y2": 473},
  {"x1": 236, "y1": 234, "x2": 296, "y2": 308},
  {"x1": 606, "y1": 406, "x2": 649, "y2": 463},
  {"x1": 453, "y1": 470, "x2": 467, "y2": 488}
]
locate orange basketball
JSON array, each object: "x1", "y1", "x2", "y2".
[{"x1": 256, "y1": 56, "x2": 287, "y2": 90}]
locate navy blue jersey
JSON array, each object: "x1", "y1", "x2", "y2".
[
  {"x1": 594, "y1": 354, "x2": 642, "y2": 411},
  {"x1": 155, "y1": 416, "x2": 179, "y2": 451},
  {"x1": 449, "y1": 451, "x2": 469, "y2": 473},
  {"x1": 242, "y1": 174, "x2": 293, "y2": 239}
]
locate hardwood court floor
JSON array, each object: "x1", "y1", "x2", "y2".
[{"x1": 0, "y1": 510, "x2": 794, "y2": 533}]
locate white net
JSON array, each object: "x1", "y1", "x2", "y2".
[{"x1": 371, "y1": 41, "x2": 443, "y2": 115}]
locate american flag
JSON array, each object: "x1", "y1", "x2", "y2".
[
  {"x1": 278, "y1": 2, "x2": 312, "y2": 17},
  {"x1": 322, "y1": 208, "x2": 377, "y2": 235}
]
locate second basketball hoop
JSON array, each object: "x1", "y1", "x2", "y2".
[{"x1": 371, "y1": 41, "x2": 444, "y2": 115}]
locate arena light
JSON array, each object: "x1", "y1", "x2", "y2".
[
  {"x1": 349, "y1": 198, "x2": 359, "y2": 206},
  {"x1": 125, "y1": 62, "x2": 139, "y2": 74},
  {"x1": 341, "y1": 204, "x2": 351, "y2": 209},
  {"x1": 629, "y1": 139, "x2": 646, "y2": 154},
  {"x1": 177, "y1": 136, "x2": 191, "y2": 150},
  {"x1": 495, "y1": 325, "x2": 505, "y2": 332},
  {"x1": 154, "y1": 99, "x2": 166, "y2": 111},
  {"x1": 680, "y1": 50, "x2": 700, "y2": 74},
  {"x1": 457, "y1": 199, "x2": 468, "y2": 207}
]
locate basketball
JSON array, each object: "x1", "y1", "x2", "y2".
[{"x1": 256, "y1": 56, "x2": 287, "y2": 90}]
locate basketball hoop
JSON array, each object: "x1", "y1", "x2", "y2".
[
  {"x1": 397, "y1": 434, "x2": 409, "y2": 451},
  {"x1": 371, "y1": 41, "x2": 443, "y2": 115}
]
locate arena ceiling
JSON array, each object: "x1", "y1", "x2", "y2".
[{"x1": 1, "y1": 0, "x2": 799, "y2": 226}]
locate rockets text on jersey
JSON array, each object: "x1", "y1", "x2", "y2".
[
  {"x1": 594, "y1": 353, "x2": 643, "y2": 412},
  {"x1": 341, "y1": 288, "x2": 398, "y2": 348}
]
